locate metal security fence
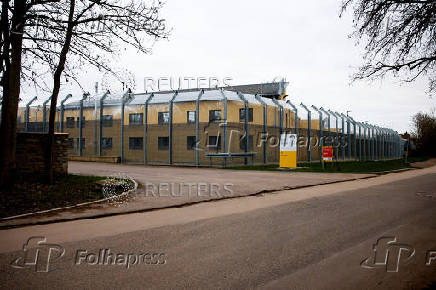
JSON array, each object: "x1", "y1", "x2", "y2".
[{"x1": 16, "y1": 88, "x2": 405, "y2": 166}]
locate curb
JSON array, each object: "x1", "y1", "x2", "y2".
[
  {"x1": 0, "y1": 177, "x2": 138, "y2": 222},
  {"x1": 0, "y1": 175, "x2": 377, "y2": 229}
]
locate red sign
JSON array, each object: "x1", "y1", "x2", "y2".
[{"x1": 322, "y1": 146, "x2": 333, "y2": 161}]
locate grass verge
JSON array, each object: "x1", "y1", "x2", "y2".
[
  {"x1": 0, "y1": 174, "x2": 134, "y2": 219},
  {"x1": 225, "y1": 157, "x2": 430, "y2": 173}
]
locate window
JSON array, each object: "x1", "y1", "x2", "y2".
[
  {"x1": 102, "y1": 115, "x2": 113, "y2": 127},
  {"x1": 102, "y1": 137, "x2": 112, "y2": 149},
  {"x1": 129, "y1": 113, "x2": 143, "y2": 125},
  {"x1": 66, "y1": 117, "x2": 75, "y2": 128},
  {"x1": 129, "y1": 137, "x2": 143, "y2": 150},
  {"x1": 76, "y1": 138, "x2": 85, "y2": 149},
  {"x1": 68, "y1": 138, "x2": 74, "y2": 149},
  {"x1": 76, "y1": 117, "x2": 85, "y2": 128},
  {"x1": 187, "y1": 111, "x2": 196, "y2": 123},
  {"x1": 208, "y1": 135, "x2": 221, "y2": 150},
  {"x1": 239, "y1": 135, "x2": 254, "y2": 151},
  {"x1": 209, "y1": 110, "x2": 222, "y2": 122},
  {"x1": 239, "y1": 108, "x2": 253, "y2": 122},
  {"x1": 187, "y1": 136, "x2": 197, "y2": 150},
  {"x1": 158, "y1": 137, "x2": 169, "y2": 150},
  {"x1": 158, "y1": 112, "x2": 170, "y2": 125}
]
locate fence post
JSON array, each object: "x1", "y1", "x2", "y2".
[
  {"x1": 329, "y1": 110, "x2": 339, "y2": 161},
  {"x1": 255, "y1": 94, "x2": 267, "y2": 164},
  {"x1": 312, "y1": 105, "x2": 323, "y2": 162},
  {"x1": 300, "y1": 103, "x2": 311, "y2": 162},
  {"x1": 25, "y1": 97, "x2": 37, "y2": 132},
  {"x1": 219, "y1": 89, "x2": 228, "y2": 166},
  {"x1": 144, "y1": 93, "x2": 154, "y2": 164},
  {"x1": 195, "y1": 90, "x2": 204, "y2": 166},
  {"x1": 99, "y1": 90, "x2": 110, "y2": 156},
  {"x1": 287, "y1": 100, "x2": 298, "y2": 161},
  {"x1": 42, "y1": 97, "x2": 51, "y2": 132},
  {"x1": 120, "y1": 89, "x2": 132, "y2": 163},
  {"x1": 79, "y1": 93, "x2": 89, "y2": 156},
  {"x1": 237, "y1": 92, "x2": 250, "y2": 165},
  {"x1": 59, "y1": 94, "x2": 72, "y2": 133},
  {"x1": 169, "y1": 92, "x2": 179, "y2": 165}
]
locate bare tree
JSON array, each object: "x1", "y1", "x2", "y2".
[
  {"x1": 0, "y1": 0, "x2": 169, "y2": 185},
  {"x1": 341, "y1": 0, "x2": 436, "y2": 94}
]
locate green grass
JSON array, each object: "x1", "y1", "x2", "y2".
[
  {"x1": 224, "y1": 157, "x2": 429, "y2": 173},
  {"x1": 0, "y1": 174, "x2": 133, "y2": 219}
]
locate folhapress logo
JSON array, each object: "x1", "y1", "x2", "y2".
[
  {"x1": 360, "y1": 236, "x2": 415, "y2": 272},
  {"x1": 10, "y1": 237, "x2": 65, "y2": 273}
]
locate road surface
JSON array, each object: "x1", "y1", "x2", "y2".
[{"x1": 0, "y1": 165, "x2": 435, "y2": 289}]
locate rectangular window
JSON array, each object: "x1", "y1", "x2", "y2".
[
  {"x1": 239, "y1": 108, "x2": 253, "y2": 122},
  {"x1": 158, "y1": 112, "x2": 170, "y2": 125},
  {"x1": 68, "y1": 138, "x2": 74, "y2": 149},
  {"x1": 187, "y1": 136, "x2": 197, "y2": 150},
  {"x1": 239, "y1": 135, "x2": 254, "y2": 151},
  {"x1": 129, "y1": 137, "x2": 143, "y2": 150},
  {"x1": 187, "y1": 111, "x2": 196, "y2": 123},
  {"x1": 209, "y1": 110, "x2": 222, "y2": 122},
  {"x1": 129, "y1": 113, "x2": 143, "y2": 125},
  {"x1": 76, "y1": 138, "x2": 85, "y2": 149},
  {"x1": 76, "y1": 117, "x2": 85, "y2": 128},
  {"x1": 66, "y1": 117, "x2": 75, "y2": 128},
  {"x1": 102, "y1": 115, "x2": 113, "y2": 127},
  {"x1": 158, "y1": 136, "x2": 169, "y2": 150},
  {"x1": 102, "y1": 137, "x2": 112, "y2": 149},
  {"x1": 208, "y1": 135, "x2": 221, "y2": 150}
]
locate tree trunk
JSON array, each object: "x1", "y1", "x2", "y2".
[
  {"x1": 0, "y1": 0, "x2": 25, "y2": 187},
  {"x1": 46, "y1": 0, "x2": 76, "y2": 184}
]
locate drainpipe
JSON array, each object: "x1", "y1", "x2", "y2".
[
  {"x1": 300, "y1": 103, "x2": 311, "y2": 162},
  {"x1": 195, "y1": 90, "x2": 204, "y2": 166},
  {"x1": 255, "y1": 94, "x2": 267, "y2": 164},
  {"x1": 237, "y1": 92, "x2": 249, "y2": 165},
  {"x1": 169, "y1": 91, "x2": 179, "y2": 164},
  {"x1": 120, "y1": 89, "x2": 132, "y2": 162},
  {"x1": 79, "y1": 93, "x2": 89, "y2": 156},
  {"x1": 59, "y1": 94, "x2": 72, "y2": 132},
  {"x1": 311, "y1": 105, "x2": 323, "y2": 162},
  {"x1": 42, "y1": 97, "x2": 51, "y2": 132},
  {"x1": 25, "y1": 97, "x2": 37, "y2": 132},
  {"x1": 219, "y1": 89, "x2": 228, "y2": 166},
  {"x1": 98, "y1": 90, "x2": 110, "y2": 156},
  {"x1": 144, "y1": 93, "x2": 154, "y2": 164}
]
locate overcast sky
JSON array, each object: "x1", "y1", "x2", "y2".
[{"x1": 23, "y1": 0, "x2": 435, "y2": 133}]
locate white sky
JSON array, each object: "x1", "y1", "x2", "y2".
[{"x1": 22, "y1": 0, "x2": 435, "y2": 133}]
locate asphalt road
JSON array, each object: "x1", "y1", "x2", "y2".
[{"x1": 0, "y1": 167, "x2": 435, "y2": 289}]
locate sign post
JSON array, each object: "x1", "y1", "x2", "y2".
[
  {"x1": 280, "y1": 133, "x2": 297, "y2": 168},
  {"x1": 322, "y1": 146, "x2": 333, "y2": 169}
]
